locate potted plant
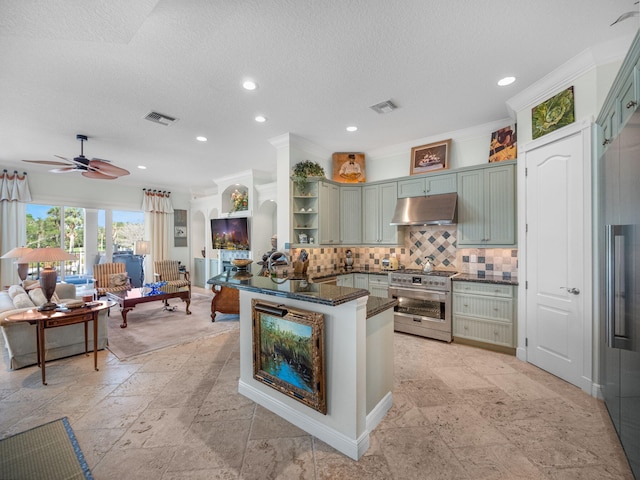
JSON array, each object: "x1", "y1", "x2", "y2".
[{"x1": 291, "y1": 160, "x2": 325, "y2": 193}]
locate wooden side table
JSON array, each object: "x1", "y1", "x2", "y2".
[{"x1": 6, "y1": 301, "x2": 111, "y2": 385}]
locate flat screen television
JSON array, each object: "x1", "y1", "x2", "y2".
[{"x1": 211, "y1": 217, "x2": 250, "y2": 250}]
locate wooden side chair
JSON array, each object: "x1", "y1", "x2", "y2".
[
  {"x1": 154, "y1": 260, "x2": 191, "y2": 310},
  {"x1": 93, "y1": 262, "x2": 131, "y2": 299}
]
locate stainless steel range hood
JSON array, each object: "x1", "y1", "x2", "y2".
[{"x1": 390, "y1": 192, "x2": 457, "y2": 226}]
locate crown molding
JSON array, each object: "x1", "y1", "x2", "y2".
[{"x1": 506, "y1": 33, "x2": 635, "y2": 116}]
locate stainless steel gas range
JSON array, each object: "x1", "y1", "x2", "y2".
[{"x1": 388, "y1": 270, "x2": 456, "y2": 342}]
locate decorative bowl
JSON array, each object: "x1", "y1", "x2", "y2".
[{"x1": 231, "y1": 258, "x2": 253, "y2": 268}]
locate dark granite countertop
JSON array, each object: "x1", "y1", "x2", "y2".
[
  {"x1": 207, "y1": 272, "x2": 396, "y2": 318},
  {"x1": 452, "y1": 273, "x2": 519, "y2": 286},
  {"x1": 310, "y1": 268, "x2": 391, "y2": 281}
]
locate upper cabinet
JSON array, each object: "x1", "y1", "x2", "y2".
[
  {"x1": 318, "y1": 181, "x2": 340, "y2": 244},
  {"x1": 340, "y1": 185, "x2": 362, "y2": 244},
  {"x1": 362, "y1": 181, "x2": 398, "y2": 245},
  {"x1": 397, "y1": 172, "x2": 457, "y2": 198},
  {"x1": 597, "y1": 31, "x2": 640, "y2": 153},
  {"x1": 457, "y1": 163, "x2": 516, "y2": 247}
]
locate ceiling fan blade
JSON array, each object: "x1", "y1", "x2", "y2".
[
  {"x1": 82, "y1": 170, "x2": 117, "y2": 180},
  {"x1": 23, "y1": 159, "x2": 72, "y2": 166},
  {"x1": 54, "y1": 155, "x2": 72, "y2": 162},
  {"x1": 90, "y1": 157, "x2": 112, "y2": 163},
  {"x1": 50, "y1": 167, "x2": 80, "y2": 173},
  {"x1": 88, "y1": 159, "x2": 130, "y2": 177}
]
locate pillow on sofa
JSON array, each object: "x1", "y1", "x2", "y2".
[
  {"x1": 8, "y1": 285, "x2": 27, "y2": 299},
  {"x1": 23, "y1": 280, "x2": 40, "y2": 291},
  {"x1": 28, "y1": 288, "x2": 61, "y2": 306},
  {"x1": 108, "y1": 273, "x2": 128, "y2": 287},
  {"x1": 12, "y1": 293, "x2": 35, "y2": 309}
]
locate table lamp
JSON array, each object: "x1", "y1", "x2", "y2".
[
  {"x1": 1, "y1": 246, "x2": 33, "y2": 282},
  {"x1": 134, "y1": 240, "x2": 151, "y2": 286},
  {"x1": 18, "y1": 247, "x2": 77, "y2": 311}
]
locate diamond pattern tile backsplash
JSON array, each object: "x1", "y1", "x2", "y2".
[{"x1": 290, "y1": 226, "x2": 517, "y2": 279}]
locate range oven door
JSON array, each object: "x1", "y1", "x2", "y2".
[{"x1": 388, "y1": 286, "x2": 452, "y2": 342}]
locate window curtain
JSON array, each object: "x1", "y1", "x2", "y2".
[
  {"x1": 0, "y1": 170, "x2": 32, "y2": 287},
  {"x1": 142, "y1": 189, "x2": 173, "y2": 282}
]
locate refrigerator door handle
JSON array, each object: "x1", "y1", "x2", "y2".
[{"x1": 605, "y1": 224, "x2": 632, "y2": 350}]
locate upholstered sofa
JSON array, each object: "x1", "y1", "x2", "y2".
[{"x1": 0, "y1": 283, "x2": 109, "y2": 369}]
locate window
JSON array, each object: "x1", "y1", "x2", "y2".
[{"x1": 25, "y1": 204, "x2": 144, "y2": 278}]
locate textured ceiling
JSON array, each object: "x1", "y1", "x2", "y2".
[{"x1": 0, "y1": 0, "x2": 638, "y2": 194}]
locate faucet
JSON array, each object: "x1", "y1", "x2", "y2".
[{"x1": 267, "y1": 251, "x2": 289, "y2": 276}]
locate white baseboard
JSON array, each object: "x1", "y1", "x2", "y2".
[
  {"x1": 239, "y1": 380, "x2": 369, "y2": 460},
  {"x1": 366, "y1": 392, "x2": 392, "y2": 432}
]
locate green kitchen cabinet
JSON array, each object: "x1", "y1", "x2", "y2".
[
  {"x1": 397, "y1": 173, "x2": 457, "y2": 198},
  {"x1": 452, "y1": 281, "x2": 516, "y2": 349},
  {"x1": 362, "y1": 182, "x2": 398, "y2": 245},
  {"x1": 368, "y1": 275, "x2": 389, "y2": 298},
  {"x1": 457, "y1": 163, "x2": 516, "y2": 247},
  {"x1": 318, "y1": 181, "x2": 340, "y2": 245},
  {"x1": 354, "y1": 273, "x2": 369, "y2": 290},
  {"x1": 340, "y1": 185, "x2": 362, "y2": 244},
  {"x1": 337, "y1": 273, "x2": 354, "y2": 287}
]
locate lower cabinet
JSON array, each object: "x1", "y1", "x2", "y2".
[
  {"x1": 368, "y1": 275, "x2": 389, "y2": 298},
  {"x1": 337, "y1": 273, "x2": 354, "y2": 287},
  {"x1": 452, "y1": 281, "x2": 516, "y2": 349},
  {"x1": 354, "y1": 273, "x2": 369, "y2": 290},
  {"x1": 193, "y1": 258, "x2": 205, "y2": 288}
]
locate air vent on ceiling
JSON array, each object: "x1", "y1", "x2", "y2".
[
  {"x1": 370, "y1": 100, "x2": 398, "y2": 114},
  {"x1": 144, "y1": 111, "x2": 178, "y2": 126}
]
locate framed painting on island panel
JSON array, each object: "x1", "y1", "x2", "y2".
[
  {"x1": 410, "y1": 139, "x2": 451, "y2": 175},
  {"x1": 332, "y1": 152, "x2": 365, "y2": 183},
  {"x1": 489, "y1": 125, "x2": 517, "y2": 163},
  {"x1": 252, "y1": 299, "x2": 326, "y2": 414},
  {"x1": 532, "y1": 86, "x2": 575, "y2": 140}
]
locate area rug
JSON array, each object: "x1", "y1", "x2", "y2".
[
  {"x1": 106, "y1": 292, "x2": 239, "y2": 360},
  {"x1": 0, "y1": 417, "x2": 92, "y2": 480}
]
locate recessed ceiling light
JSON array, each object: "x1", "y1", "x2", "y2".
[
  {"x1": 255, "y1": 115, "x2": 267, "y2": 123},
  {"x1": 137, "y1": 165, "x2": 147, "y2": 170},
  {"x1": 196, "y1": 136, "x2": 207, "y2": 142},
  {"x1": 497, "y1": 76, "x2": 516, "y2": 86},
  {"x1": 243, "y1": 80, "x2": 257, "y2": 91},
  {"x1": 346, "y1": 126, "x2": 358, "y2": 132}
]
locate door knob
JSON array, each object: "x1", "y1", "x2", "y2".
[{"x1": 561, "y1": 287, "x2": 580, "y2": 295}]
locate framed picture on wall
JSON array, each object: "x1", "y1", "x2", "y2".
[
  {"x1": 174, "y1": 209, "x2": 187, "y2": 247},
  {"x1": 332, "y1": 152, "x2": 366, "y2": 183},
  {"x1": 410, "y1": 139, "x2": 451, "y2": 175},
  {"x1": 488, "y1": 125, "x2": 517, "y2": 163},
  {"x1": 532, "y1": 86, "x2": 575, "y2": 139}
]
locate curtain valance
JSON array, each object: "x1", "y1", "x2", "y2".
[
  {"x1": 0, "y1": 170, "x2": 31, "y2": 202},
  {"x1": 142, "y1": 188, "x2": 173, "y2": 213}
]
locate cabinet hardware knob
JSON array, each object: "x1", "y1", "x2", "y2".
[
  {"x1": 603, "y1": 138, "x2": 612, "y2": 146},
  {"x1": 627, "y1": 100, "x2": 638, "y2": 109}
]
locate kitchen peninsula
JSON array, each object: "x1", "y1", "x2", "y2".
[{"x1": 207, "y1": 271, "x2": 397, "y2": 460}]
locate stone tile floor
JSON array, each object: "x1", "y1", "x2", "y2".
[{"x1": 0, "y1": 292, "x2": 634, "y2": 479}]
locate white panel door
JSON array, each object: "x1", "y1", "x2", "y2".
[{"x1": 525, "y1": 130, "x2": 589, "y2": 390}]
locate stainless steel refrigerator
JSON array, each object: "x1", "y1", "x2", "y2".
[{"x1": 600, "y1": 109, "x2": 640, "y2": 478}]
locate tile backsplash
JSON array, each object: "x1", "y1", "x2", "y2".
[{"x1": 290, "y1": 225, "x2": 517, "y2": 278}]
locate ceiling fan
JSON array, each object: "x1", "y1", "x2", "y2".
[{"x1": 23, "y1": 134, "x2": 130, "y2": 180}]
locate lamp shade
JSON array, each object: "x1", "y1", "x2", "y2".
[
  {"x1": 18, "y1": 247, "x2": 77, "y2": 264},
  {"x1": 134, "y1": 240, "x2": 151, "y2": 256},
  {"x1": 1, "y1": 246, "x2": 32, "y2": 259},
  {"x1": 17, "y1": 247, "x2": 77, "y2": 311},
  {"x1": 2, "y1": 247, "x2": 34, "y2": 281}
]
